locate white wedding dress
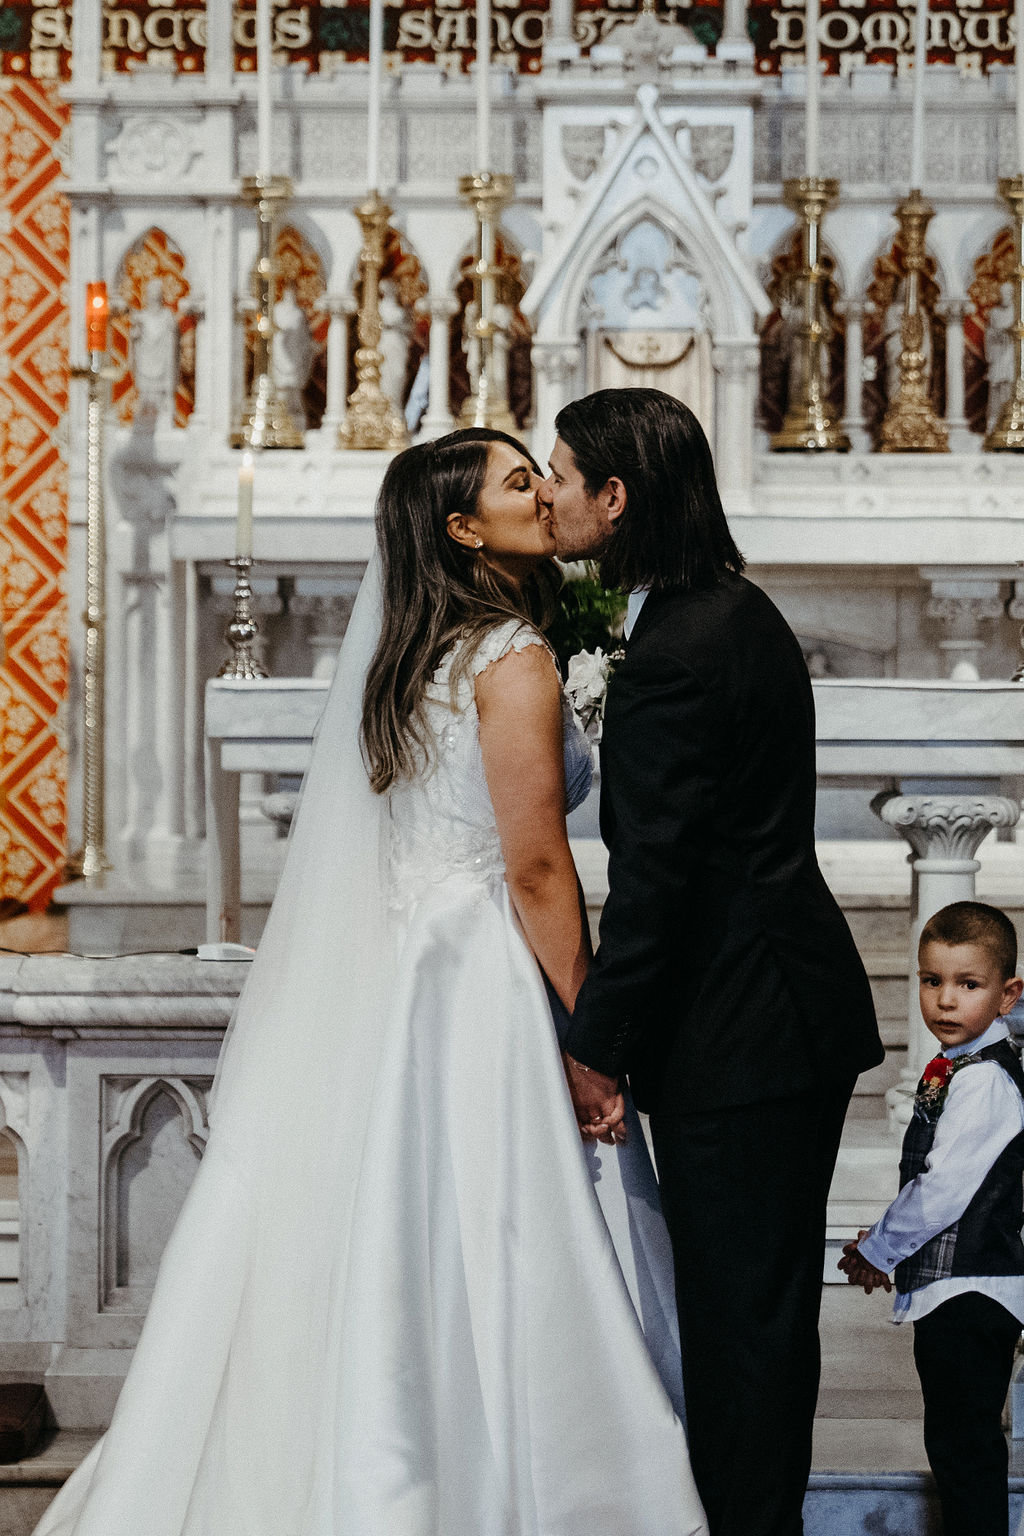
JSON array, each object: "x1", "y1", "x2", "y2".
[{"x1": 35, "y1": 581, "x2": 706, "y2": 1536}]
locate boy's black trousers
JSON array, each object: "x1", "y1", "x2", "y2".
[{"x1": 913, "y1": 1291, "x2": 1022, "y2": 1536}]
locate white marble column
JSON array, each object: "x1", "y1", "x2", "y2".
[
  {"x1": 530, "y1": 341, "x2": 581, "y2": 464},
  {"x1": 873, "y1": 791, "x2": 1020, "y2": 1125},
  {"x1": 711, "y1": 339, "x2": 760, "y2": 506},
  {"x1": 206, "y1": 206, "x2": 236, "y2": 442},
  {"x1": 719, "y1": 0, "x2": 755, "y2": 61},
  {"x1": 836, "y1": 300, "x2": 870, "y2": 453},
  {"x1": 940, "y1": 299, "x2": 971, "y2": 452},
  {"x1": 923, "y1": 571, "x2": 1004, "y2": 681},
  {"x1": 320, "y1": 298, "x2": 354, "y2": 440},
  {"x1": 182, "y1": 300, "x2": 206, "y2": 431},
  {"x1": 417, "y1": 300, "x2": 459, "y2": 441},
  {"x1": 543, "y1": 0, "x2": 580, "y2": 66},
  {"x1": 204, "y1": 0, "x2": 233, "y2": 89}
]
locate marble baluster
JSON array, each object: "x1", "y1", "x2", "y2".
[
  {"x1": 940, "y1": 299, "x2": 971, "y2": 452},
  {"x1": 872, "y1": 790, "x2": 1020, "y2": 1126},
  {"x1": 719, "y1": 0, "x2": 755, "y2": 61},
  {"x1": 320, "y1": 298, "x2": 354, "y2": 439},
  {"x1": 836, "y1": 299, "x2": 870, "y2": 452},
  {"x1": 418, "y1": 300, "x2": 459, "y2": 441},
  {"x1": 711, "y1": 339, "x2": 760, "y2": 504},
  {"x1": 923, "y1": 572, "x2": 1005, "y2": 681},
  {"x1": 544, "y1": 0, "x2": 580, "y2": 66}
]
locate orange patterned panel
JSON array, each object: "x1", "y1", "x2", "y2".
[{"x1": 0, "y1": 78, "x2": 68, "y2": 907}]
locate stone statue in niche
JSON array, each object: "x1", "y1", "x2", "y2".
[
  {"x1": 271, "y1": 285, "x2": 314, "y2": 431},
  {"x1": 379, "y1": 282, "x2": 412, "y2": 415},
  {"x1": 986, "y1": 282, "x2": 1016, "y2": 433},
  {"x1": 130, "y1": 279, "x2": 179, "y2": 428}
]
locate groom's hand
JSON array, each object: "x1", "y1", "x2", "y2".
[{"x1": 563, "y1": 1054, "x2": 627, "y2": 1144}]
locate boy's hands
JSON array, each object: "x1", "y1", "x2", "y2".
[{"x1": 838, "y1": 1231, "x2": 893, "y2": 1294}]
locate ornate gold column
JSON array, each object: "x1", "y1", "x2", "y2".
[
  {"x1": 231, "y1": 174, "x2": 304, "y2": 450},
  {"x1": 879, "y1": 189, "x2": 948, "y2": 453},
  {"x1": 984, "y1": 175, "x2": 1024, "y2": 452},
  {"x1": 771, "y1": 177, "x2": 849, "y2": 452},
  {"x1": 458, "y1": 171, "x2": 516, "y2": 431},
  {"x1": 339, "y1": 191, "x2": 408, "y2": 451}
]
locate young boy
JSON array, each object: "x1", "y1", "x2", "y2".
[{"x1": 840, "y1": 900, "x2": 1024, "y2": 1536}]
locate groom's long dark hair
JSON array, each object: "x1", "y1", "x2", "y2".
[{"x1": 554, "y1": 388, "x2": 745, "y2": 594}]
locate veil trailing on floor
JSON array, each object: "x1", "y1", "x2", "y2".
[{"x1": 40, "y1": 556, "x2": 394, "y2": 1536}]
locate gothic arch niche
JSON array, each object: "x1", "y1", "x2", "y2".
[
  {"x1": 243, "y1": 225, "x2": 329, "y2": 431},
  {"x1": 966, "y1": 227, "x2": 1015, "y2": 437},
  {"x1": 758, "y1": 228, "x2": 845, "y2": 436},
  {"x1": 346, "y1": 228, "x2": 429, "y2": 431},
  {"x1": 863, "y1": 235, "x2": 946, "y2": 446},
  {"x1": 449, "y1": 237, "x2": 532, "y2": 430},
  {"x1": 112, "y1": 228, "x2": 195, "y2": 428},
  {"x1": 579, "y1": 212, "x2": 715, "y2": 433},
  {"x1": 0, "y1": 1125, "x2": 21, "y2": 1298},
  {"x1": 101, "y1": 1076, "x2": 208, "y2": 1309}
]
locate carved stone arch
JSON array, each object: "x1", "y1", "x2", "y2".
[
  {"x1": 758, "y1": 223, "x2": 846, "y2": 437},
  {"x1": 100, "y1": 1075, "x2": 209, "y2": 1306},
  {"x1": 965, "y1": 223, "x2": 1017, "y2": 436},
  {"x1": 0, "y1": 1076, "x2": 28, "y2": 1293},
  {"x1": 862, "y1": 227, "x2": 946, "y2": 445},
  {"x1": 345, "y1": 225, "x2": 430, "y2": 421},
  {"x1": 112, "y1": 226, "x2": 195, "y2": 428},
  {"x1": 449, "y1": 230, "x2": 533, "y2": 430},
  {"x1": 556, "y1": 195, "x2": 746, "y2": 345}
]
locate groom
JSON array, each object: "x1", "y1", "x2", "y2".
[{"x1": 538, "y1": 389, "x2": 883, "y2": 1536}]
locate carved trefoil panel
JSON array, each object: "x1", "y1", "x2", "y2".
[{"x1": 100, "y1": 1076, "x2": 210, "y2": 1315}]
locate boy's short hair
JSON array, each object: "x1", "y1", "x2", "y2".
[{"x1": 919, "y1": 901, "x2": 1018, "y2": 981}]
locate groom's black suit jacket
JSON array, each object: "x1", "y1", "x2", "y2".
[{"x1": 565, "y1": 575, "x2": 884, "y2": 1115}]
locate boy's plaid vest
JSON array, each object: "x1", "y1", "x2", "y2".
[{"x1": 895, "y1": 1036, "x2": 1024, "y2": 1296}]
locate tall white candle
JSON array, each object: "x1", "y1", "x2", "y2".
[
  {"x1": 367, "y1": 0, "x2": 383, "y2": 191},
  {"x1": 910, "y1": 0, "x2": 928, "y2": 189},
  {"x1": 256, "y1": 0, "x2": 273, "y2": 179},
  {"x1": 236, "y1": 452, "x2": 255, "y2": 559},
  {"x1": 1016, "y1": 0, "x2": 1024, "y2": 173},
  {"x1": 805, "y1": 0, "x2": 820, "y2": 177},
  {"x1": 476, "y1": 0, "x2": 491, "y2": 172}
]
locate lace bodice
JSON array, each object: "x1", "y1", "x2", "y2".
[{"x1": 386, "y1": 621, "x2": 593, "y2": 910}]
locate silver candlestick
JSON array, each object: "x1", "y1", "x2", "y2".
[{"x1": 218, "y1": 557, "x2": 268, "y2": 680}]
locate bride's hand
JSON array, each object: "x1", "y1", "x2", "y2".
[{"x1": 563, "y1": 1054, "x2": 627, "y2": 1145}]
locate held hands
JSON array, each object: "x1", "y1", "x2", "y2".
[
  {"x1": 563, "y1": 1054, "x2": 627, "y2": 1145},
  {"x1": 838, "y1": 1231, "x2": 892, "y2": 1294}
]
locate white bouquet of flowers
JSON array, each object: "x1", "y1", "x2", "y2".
[{"x1": 563, "y1": 646, "x2": 623, "y2": 743}]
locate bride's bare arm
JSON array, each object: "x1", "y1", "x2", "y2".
[{"x1": 475, "y1": 644, "x2": 590, "y2": 1014}]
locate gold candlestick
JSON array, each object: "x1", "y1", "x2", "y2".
[
  {"x1": 771, "y1": 177, "x2": 849, "y2": 453},
  {"x1": 217, "y1": 557, "x2": 269, "y2": 680},
  {"x1": 985, "y1": 176, "x2": 1024, "y2": 451},
  {"x1": 231, "y1": 174, "x2": 304, "y2": 450},
  {"x1": 879, "y1": 189, "x2": 948, "y2": 453},
  {"x1": 65, "y1": 355, "x2": 115, "y2": 880},
  {"x1": 339, "y1": 191, "x2": 408, "y2": 451},
  {"x1": 458, "y1": 171, "x2": 516, "y2": 431}
]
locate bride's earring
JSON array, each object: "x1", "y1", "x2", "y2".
[{"x1": 474, "y1": 538, "x2": 484, "y2": 550}]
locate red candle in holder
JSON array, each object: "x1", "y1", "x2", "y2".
[{"x1": 85, "y1": 282, "x2": 109, "y2": 354}]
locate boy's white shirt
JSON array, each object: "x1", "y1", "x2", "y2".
[
  {"x1": 623, "y1": 589, "x2": 648, "y2": 639},
  {"x1": 858, "y1": 1017, "x2": 1024, "y2": 1325}
]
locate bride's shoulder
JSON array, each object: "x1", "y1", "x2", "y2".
[{"x1": 467, "y1": 619, "x2": 553, "y2": 680}]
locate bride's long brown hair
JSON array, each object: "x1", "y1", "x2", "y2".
[{"x1": 361, "y1": 428, "x2": 560, "y2": 794}]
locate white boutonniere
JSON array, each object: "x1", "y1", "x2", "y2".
[{"x1": 563, "y1": 646, "x2": 624, "y2": 743}]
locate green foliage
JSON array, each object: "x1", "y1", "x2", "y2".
[{"x1": 547, "y1": 566, "x2": 627, "y2": 672}]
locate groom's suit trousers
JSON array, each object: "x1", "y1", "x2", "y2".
[{"x1": 651, "y1": 1076, "x2": 855, "y2": 1536}]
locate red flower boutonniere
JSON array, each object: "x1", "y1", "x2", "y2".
[{"x1": 916, "y1": 1054, "x2": 957, "y2": 1114}]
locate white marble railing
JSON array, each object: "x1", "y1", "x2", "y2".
[{"x1": 0, "y1": 954, "x2": 246, "y2": 1429}]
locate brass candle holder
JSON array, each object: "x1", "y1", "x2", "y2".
[
  {"x1": 984, "y1": 176, "x2": 1024, "y2": 452},
  {"x1": 458, "y1": 171, "x2": 517, "y2": 431},
  {"x1": 65, "y1": 355, "x2": 115, "y2": 880},
  {"x1": 217, "y1": 557, "x2": 269, "y2": 680},
  {"x1": 879, "y1": 189, "x2": 948, "y2": 453},
  {"x1": 339, "y1": 190, "x2": 408, "y2": 451},
  {"x1": 231, "y1": 175, "x2": 304, "y2": 450},
  {"x1": 771, "y1": 177, "x2": 849, "y2": 453}
]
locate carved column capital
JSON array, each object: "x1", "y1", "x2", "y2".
[
  {"x1": 532, "y1": 341, "x2": 580, "y2": 385},
  {"x1": 872, "y1": 791, "x2": 1019, "y2": 865}
]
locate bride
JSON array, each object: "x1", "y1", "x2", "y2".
[{"x1": 35, "y1": 428, "x2": 706, "y2": 1536}]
